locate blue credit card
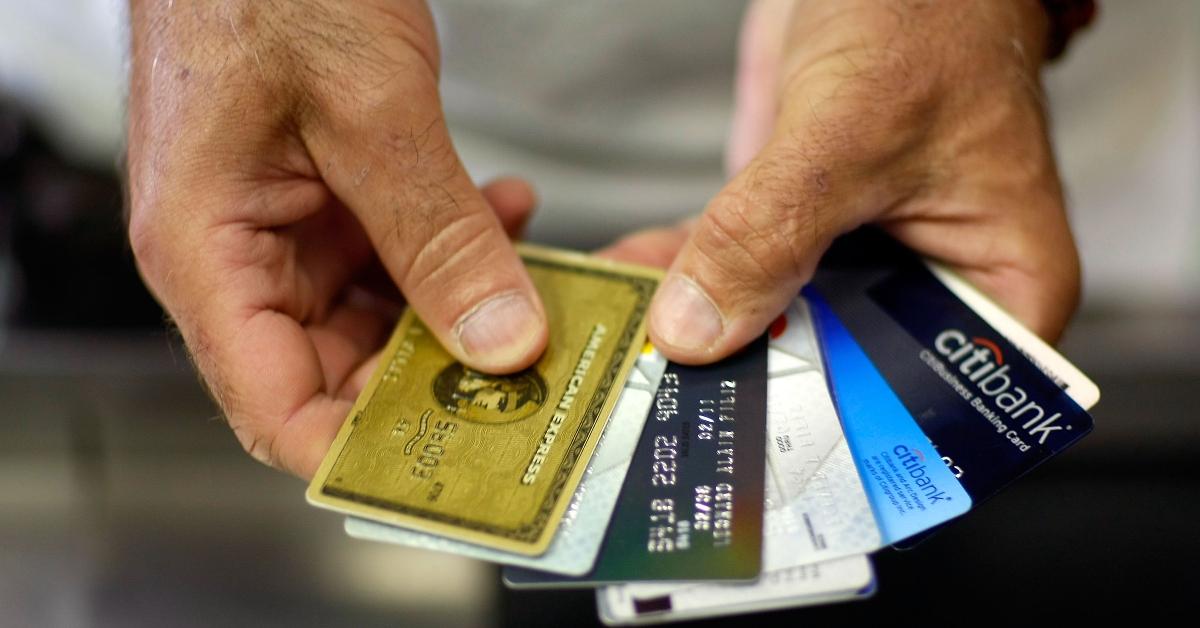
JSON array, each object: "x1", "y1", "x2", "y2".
[
  {"x1": 504, "y1": 337, "x2": 769, "y2": 587},
  {"x1": 803, "y1": 229, "x2": 1095, "y2": 546}
]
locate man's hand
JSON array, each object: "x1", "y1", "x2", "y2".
[
  {"x1": 127, "y1": 0, "x2": 547, "y2": 478},
  {"x1": 601, "y1": 0, "x2": 1080, "y2": 363}
]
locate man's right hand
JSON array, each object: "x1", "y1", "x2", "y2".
[{"x1": 127, "y1": 0, "x2": 547, "y2": 479}]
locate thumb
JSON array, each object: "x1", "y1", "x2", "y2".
[
  {"x1": 648, "y1": 143, "x2": 874, "y2": 364},
  {"x1": 311, "y1": 116, "x2": 546, "y2": 374}
]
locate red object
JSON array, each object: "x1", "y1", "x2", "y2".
[{"x1": 768, "y1": 314, "x2": 788, "y2": 339}]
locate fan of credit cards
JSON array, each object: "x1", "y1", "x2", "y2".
[{"x1": 307, "y1": 230, "x2": 1099, "y2": 624}]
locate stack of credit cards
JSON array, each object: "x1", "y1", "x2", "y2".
[{"x1": 307, "y1": 231, "x2": 1099, "y2": 624}]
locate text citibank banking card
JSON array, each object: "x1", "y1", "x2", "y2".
[{"x1": 803, "y1": 230, "x2": 1098, "y2": 546}]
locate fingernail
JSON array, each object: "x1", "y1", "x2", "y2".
[
  {"x1": 456, "y1": 291, "x2": 543, "y2": 367},
  {"x1": 651, "y1": 275, "x2": 724, "y2": 352}
]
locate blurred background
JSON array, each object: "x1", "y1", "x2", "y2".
[{"x1": 1, "y1": 1, "x2": 1197, "y2": 626}]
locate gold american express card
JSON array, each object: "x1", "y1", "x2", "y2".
[{"x1": 307, "y1": 245, "x2": 660, "y2": 555}]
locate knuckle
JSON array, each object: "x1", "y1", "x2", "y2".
[
  {"x1": 694, "y1": 201, "x2": 795, "y2": 291},
  {"x1": 127, "y1": 210, "x2": 157, "y2": 269},
  {"x1": 745, "y1": 155, "x2": 831, "y2": 246},
  {"x1": 401, "y1": 206, "x2": 506, "y2": 315},
  {"x1": 127, "y1": 205, "x2": 171, "y2": 295},
  {"x1": 324, "y1": 109, "x2": 456, "y2": 191},
  {"x1": 700, "y1": 173, "x2": 828, "y2": 288},
  {"x1": 387, "y1": 118, "x2": 457, "y2": 177}
]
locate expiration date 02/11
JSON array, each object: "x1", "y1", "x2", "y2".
[{"x1": 646, "y1": 370, "x2": 738, "y2": 553}]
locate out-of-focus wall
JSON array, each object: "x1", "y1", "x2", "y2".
[
  {"x1": 0, "y1": 0, "x2": 127, "y2": 166},
  {"x1": 1046, "y1": 0, "x2": 1200, "y2": 309}
]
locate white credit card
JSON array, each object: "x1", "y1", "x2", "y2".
[
  {"x1": 762, "y1": 300, "x2": 881, "y2": 569},
  {"x1": 927, "y1": 262, "x2": 1099, "y2": 409},
  {"x1": 596, "y1": 555, "x2": 874, "y2": 625},
  {"x1": 344, "y1": 348, "x2": 666, "y2": 576},
  {"x1": 592, "y1": 299, "x2": 879, "y2": 624}
]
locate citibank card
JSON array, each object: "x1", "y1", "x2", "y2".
[
  {"x1": 505, "y1": 337, "x2": 769, "y2": 587},
  {"x1": 804, "y1": 229, "x2": 1098, "y2": 546}
]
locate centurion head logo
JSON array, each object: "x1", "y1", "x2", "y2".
[{"x1": 934, "y1": 329, "x2": 1073, "y2": 446}]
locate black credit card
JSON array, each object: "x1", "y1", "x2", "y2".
[{"x1": 504, "y1": 336, "x2": 769, "y2": 587}]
